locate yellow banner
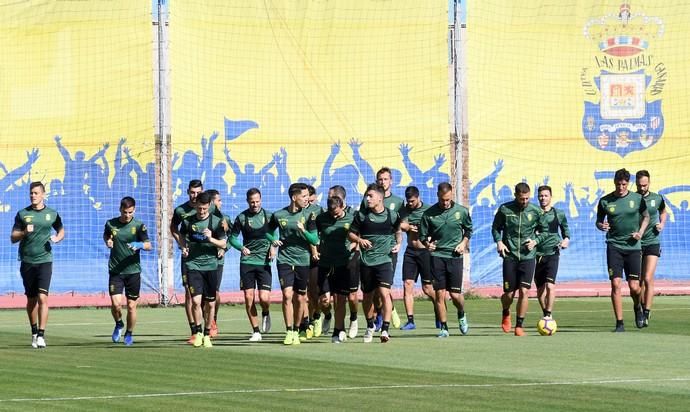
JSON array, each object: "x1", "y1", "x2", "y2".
[
  {"x1": 170, "y1": 0, "x2": 449, "y2": 206},
  {"x1": 468, "y1": 1, "x2": 690, "y2": 282}
]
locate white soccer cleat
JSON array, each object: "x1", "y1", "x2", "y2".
[
  {"x1": 380, "y1": 330, "x2": 390, "y2": 343},
  {"x1": 363, "y1": 327, "x2": 375, "y2": 343},
  {"x1": 338, "y1": 330, "x2": 347, "y2": 343},
  {"x1": 261, "y1": 314, "x2": 271, "y2": 334},
  {"x1": 31, "y1": 334, "x2": 38, "y2": 349},
  {"x1": 348, "y1": 320, "x2": 359, "y2": 339},
  {"x1": 249, "y1": 332, "x2": 262, "y2": 342},
  {"x1": 36, "y1": 336, "x2": 46, "y2": 349}
]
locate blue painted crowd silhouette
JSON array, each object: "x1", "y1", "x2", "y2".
[{"x1": 1, "y1": 133, "x2": 688, "y2": 295}]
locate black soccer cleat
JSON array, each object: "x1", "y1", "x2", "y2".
[
  {"x1": 613, "y1": 323, "x2": 625, "y2": 333},
  {"x1": 634, "y1": 307, "x2": 645, "y2": 329}
]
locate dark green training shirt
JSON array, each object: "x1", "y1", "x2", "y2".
[
  {"x1": 492, "y1": 201, "x2": 547, "y2": 261},
  {"x1": 104, "y1": 217, "x2": 150, "y2": 275},
  {"x1": 536, "y1": 207, "x2": 570, "y2": 257},
  {"x1": 315, "y1": 208, "x2": 355, "y2": 267},
  {"x1": 596, "y1": 191, "x2": 647, "y2": 251},
  {"x1": 349, "y1": 208, "x2": 401, "y2": 266},
  {"x1": 229, "y1": 208, "x2": 272, "y2": 266},
  {"x1": 268, "y1": 206, "x2": 318, "y2": 267},
  {"x1": 13, "y1": 206, "x2": 63, "y2": 264},
  {"x1": 640, "y1": 192, "x2": 665, "y2": 247},
  {"x1": 419, "y1": 202, "x2": 472, "y2": 259},
  {"x1": 180, "y1": 213, "x2": 226, "y2": 271}
]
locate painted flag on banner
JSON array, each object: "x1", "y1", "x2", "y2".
[{"x1": 224, "y1": 118, "x2": 258, "y2": 141}]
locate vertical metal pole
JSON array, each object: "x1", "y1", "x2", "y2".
[{"x1": 156, "y1": 0, "x2": 171, "y2": 306}]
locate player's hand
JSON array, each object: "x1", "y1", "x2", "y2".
[
  {"x1": 312, "y1": 250, "x2": 321, "y2": 261},
  {"x1": 106, "y1": 237, "x2": 114, "y2": 248},
  {"x1": 598, "y1": 221, "x2": 610, "y2": 232},
  {"x1": 221, "y1": 219, "x2": 229, "y2": 232},
  {"x1": 559, "y1": 238, "x2": 570, "y2": 249},
  {"x1": 524, "y1": 238, "x2": 536, "y2": 251},
  {"x1": 631, "y1": 231, "x2": 642, "y2": 240},
  {"x1": 454, "y1": 240, "x2": 467, "y2": 255},
  {"x1": 408, "y1": 224, "x2": 418, "y2": 233},
  {"x1": 655, "y1": 222, "x2": 664, "y2": 233},
  {"x1": 272, "y1": 239, "x2": 283, "y2": 247},
  {"x1": 391, "y1": 243, "x2": 401, "y2": 254},
  {"x1": 50, "y1": 235, "x2": 61, "y2": 244},
  {"x1": 217, "y1": 248, "x2": 225, "y2": 258},
  {"x1": 426, "y1": 241, "x2": 437, "y2": 252},
  {"x1": 496, "y1": 241, "x2": 509, "y2": 258},
  {"x1": 128, "y1": 242, "x2": 145, "y2": 251},
  {"x1": 296, "y1": 221, "x2": 305, "y2": 232},
  {"x1": 241, "y1": 247, "x2": 251, "y2": 256},
  {"x1": 181, "y1": 247, "x2": 189, "y2": 257},
  {"x1": 358, "y1": 238, "x2": 372, "y2": 250}
]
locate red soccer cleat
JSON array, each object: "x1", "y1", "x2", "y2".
[
  {"x1": 514, "y1": 326, "x2": 525, "y2": 336},
  {"x1": 209, "y1": 320, "x2": 219, "y2": 338},
  {"x1": 501, "y1": 314, "x2": 512, "y2": 333}
]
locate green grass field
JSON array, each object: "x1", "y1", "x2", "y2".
[{"x1": 1, "y1": 296, "x2": 689, "y2": 411}]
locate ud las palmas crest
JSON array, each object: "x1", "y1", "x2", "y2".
[{"x1": 581, "y1": 3, "x2": 666, "y2": 157}]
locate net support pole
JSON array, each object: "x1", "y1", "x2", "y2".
[
  {"x1": 155, "y1": 0, "x2": 172, "y2": 306},
  {"x1": 451, "y1": 0, "x2": 471, "y2": 287}
]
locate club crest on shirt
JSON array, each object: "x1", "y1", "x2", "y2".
[
  {"x1": 344, "y1": 223, "x2": 350, "y2": 230},
  {"x1": 25, "y1": 216, "x2": 33, "y2": 223},
  {"x1": 45, "y1": 214, "x2": 51, "y2": 220},
  {"x1": 131, "y1": 227, "x2": 137, "y2": 235},
  {"x1": 111, "y1": 228, "x2": 119, "y2": 237},
  {"x1": 389, "y1": 204, "x2": 396, "y2": 210},
  {"x1": 454, "y1": 211, "x2": 461, "y2": 220},
  {"x1": 609, "y1": 206, "x2": 616, "y2": 212},
  {"x1": 629, "y1": 200, "x2": 635, "y2": 208},
  {"x1": 527, "y1": 213, "x2": 533, "y2": 221},
  {"x1": 279, "y1": 219, "x2": 288, "y2": 227}
]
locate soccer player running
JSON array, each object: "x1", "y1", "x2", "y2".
[
  {"x1": 492, "y1": 182, "x2": 547, "y2": 336},
  {"x1": 398, "y1": 186, "x2": 436, "y2": 330},
  {"x1": 635, "y1": 170, "x2": 666, "y2": 326},
  {"x1": 170, "y1": 179, "x2": 204, "y2": 343},
  {"x1": 268, "y1": 183, "x2": 320, "y2": 345},
  {"x1": 177, "y1": 191, "x2": 227, "y2": 348},
  {"x1": 360, "y1": 167, "x2": 404, "y2": 330},
  {"x1": 11, "y1": 181, "x2": 64, "y2": 349},
  {"x1": 419, "y1": 182, "x2": 472, "y2": 337},
  {"x1": 596, "y1": 168, "x2": 650, "y2": 332},
  {"x1": 305, "y1": 184, "x2": 331, "y2": 338},
  {"x1": 315, "y1": 196, "x2": 355, "y2": 343},
  {"x1": 349, "y1": 183, "x2": 402, "y2": 343},
  {"x1": 329, "y1": 185, "x2": 361, "y2": 339},
  {"x1": 228, "y1": 188, "x2": 274, "y2": 342},
  {"x1": 104, "y1": 196, "x2": 152, "y2": 346},
  {"x1": 207, "y1": 189, "x2": 232, "y2": 337},
  {"x1": 535, "y1": 185, "x2": 570, "y2": 319}
]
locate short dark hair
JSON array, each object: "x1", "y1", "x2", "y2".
[
  {"x1": 29, "y1": 181, "x2": 45, "y2": 192},
  {"x1": 515, "y1": 182, "x2": 531, "y2": 194},
  {"x1": 366, "y1": 183, "x2": 385, "y2": 197},
  {"x1": 405, "y1": 186, "x2": 420, "y2": 199},
  {"x1": 196, "y1": 191, "x2": 211, "y2": 205},
  {"x1": 614, "y1": 168, "x2": 631, "y2": 182},
  {"x1": 246, "y1": 187, "x2": 261, "y2": 199},
  {"x1": 288, "y1": 182, "x2": 308, "y2": 199},
  {"x1": 307, "y1": 185, "x2": 316, "y2": 196},
  {"x1": 327, "y1": 196, "x2": 344, "y2": 211},
  {"x1": 537, "y1": 185, "x2": 552, "y2": 195},
  {"x1": 188, "y1": 179, "x2": 203, "y2": 190},
  {"x1": 120, "y1": 196, "x2": 136, "y2": 209},
  {"x1": 205, "y1": 189, "x2": 220, "y2": 200},
  {"x1": 437, "y1": 182, "x2": 453, "y2": 194},
  {"x1": 329, "y1": 185, "x2": 346, "y2": 200},
  {"x1": 376, "y1": 167, "x2": 392, "y2": 179},
  {"x1": 635, "y1": 170, "x2": 650, "y2": 180}
]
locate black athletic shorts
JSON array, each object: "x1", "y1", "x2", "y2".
[
  {"x1": 641, "y1": 244, "x2": 661, "y2": 258},
  {"x1": 360, "y1": 263, "x2": 394, "y2": 294},
  {"x1": 109, "y1": 272, "x2": 141, "y2": 300},
  {"x1": 277, "y1": 264, "x2": 309, "y2": 295},
  {"x1": 318, "y1": 265, "x2": 351, "y2": 296},
  {"x1": 535, "y1": 254, "x2": 560, "y2": 287},
  {"x1": 347, "y1": 251, "x2": 361, "y2": 293},
  {"x1": 402, "y1": 248, "x2": 432, "y2": 284},
  {"x1": 430, "y1": 256, "x2": 463, "y2": 293},
  {"x1": 607, "y1": 244, "x2": 641, "y2": 281},
  {"x1": 216, "y1": 264, "x2": 224, "y2": 290},
  {"x1": 239, "y1": 263, "x2": 272, "y2": 291},
  {"x1": 20, "y1": 262, "x2": 52, "y2": 297},
  {"x1": 187, "y1": 269, "x2": 218, "y2": 301},
  {"x1": 502, "y1": 257, "x2": 536, "y2": 293}
]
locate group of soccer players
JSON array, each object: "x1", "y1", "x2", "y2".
[{"x1": 10, "y1": 166, "x2": 665, "y2": 348}]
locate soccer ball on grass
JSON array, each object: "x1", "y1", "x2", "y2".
[{"x1": 537, "y1": 317, "x2": 557, "y2": 336}]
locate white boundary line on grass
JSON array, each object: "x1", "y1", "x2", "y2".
[{"x1": 1, "y1": 377, "x2": 689, "y2": 403}]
